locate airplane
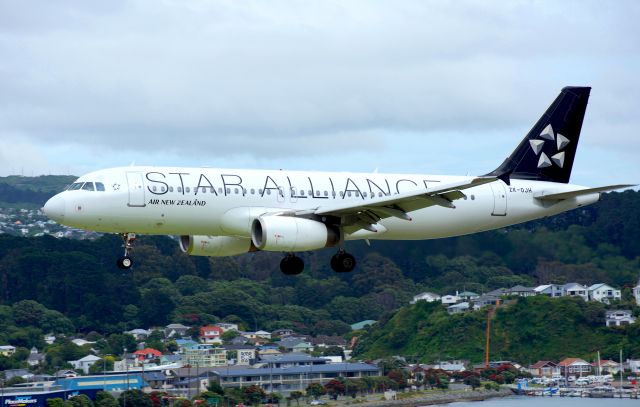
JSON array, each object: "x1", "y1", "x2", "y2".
[{"x1": 43, "y1": 86, "x2": 633, "y2": 275}]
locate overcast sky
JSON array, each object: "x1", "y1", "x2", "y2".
[{"x1": 0, "y1": 0, "x2": 638, "y2": 187}]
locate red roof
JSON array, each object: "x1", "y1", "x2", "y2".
[
  {"x1": 200, "y1": 325, "x2": 224, "y2": 336},
  {"x1": 133, "y1": 348, "x2": 162, "y2": 357},
  {"x1": 558, "y1": 358, "x2": 588, "y2": 367}
]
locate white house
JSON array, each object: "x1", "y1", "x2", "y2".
[
  {"x1": 411, "y1": 292, "x2": 441, "y2": 304},
  {"x1": 447, "y1": 302, "x2": 469, "y2": 314},
  {"x1": 534, "y1": 284, "x2": 564, "y2": 297},
  {"x1": 70, "y1": 355, "x2": 102, "y2": 374},
  {"x1": 605, "y1": 310, "x2": 636, "y2": 327},
  {"x1": 0, "y1": 345, "x2": 16, "y2": 356},
  {"x1": 562, "y1": 283, "x2": 589, "y2": 301},
  {"x1": 71, "y1": 338, "x2": 95, "y2": 347},
  {"x1": 441, "y1": 295, "x2": 460, "y2": 305},
  {"x1": 633, "y1": 281, "x2": 640, "y2": 306},
  {"x1": 125, "y1": 329, "x2": 152, "y2": 340},
  {"x1": 508, "y1": 285, "x2": 536, "y2": 297},
  {"x1": 588, "y1": 283, "x2": 621, "y2": 304},
  {"x1": 217, "y1": 323, "x2": 239, "y2": 331}
]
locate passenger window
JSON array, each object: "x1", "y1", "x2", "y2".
[
  {"x1": 308, "y1": 190, "x2": 312, "y2": 195},
  {"x1": 339, "y1": 192, "x2": 344, "y2": 197},
  {"x1": 267, "y1": 190, "x2": 271, "y2": 195},
  {"x1": 169, "y1": 187, "x2": 174, "y2": 192},
  {"x1": 234, "y1": 188, "x2": 239, "y2": 194},
  {"x1": 300, "y1": 190, "x2": 305, "y2": 196},
  {"x1": 160, "y1": 186, "x2": 166, "y2": 193},
  {"x1": 95, "y1": 182, "x2": 105, "y2": 191},
  {"x1": 82, "y1": 182, "x2": 95, "y2": 191},
  {"x1": 378, "y1": 192, "x2": 383, "y2": 197},
  {"x1": 324, "y1": 191, "x2": 328, "y2": 197},
  {"x1": 363, "y1": 192, "x2": 367, "y2": 197},
  {"x1": 226, "y1": 188, "x2": 231, "y2": 194},
  {"x1": 316, "y1": 190, "x2": 320, "y2": 196},
  {"x1": 218, "y1": 188, "x2": 223, "y2": 194},
  {"x1": 185, "y1": 187, "x2": 190, "y2": 193},
  {"x1": 347, "y1": 191, "x2": 352, "y2": 197},
  {"x1": 177, "y1": 187, "x2": 182, "y2": 193},
  {"x1": 259, "y1": 189, "x2": 263, "y2": 194},
  {"x1": 251, "y1": 188, "x2": 255, "y2": 195}
]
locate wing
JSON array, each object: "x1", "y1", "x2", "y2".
[{"x1": 298, "y1": 177, "x2": 497, "y2": 234}]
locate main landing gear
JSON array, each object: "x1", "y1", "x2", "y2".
[
  {"x1": 279, "y1": 249, "x2": 357, "y2": 275},
  {"x1": 117, "y1": 233, "x2": 136, "y2": 270}
]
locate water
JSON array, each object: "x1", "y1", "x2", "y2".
[{"x1": 447, "y1": 396, "x2": 639, "y2": 407}]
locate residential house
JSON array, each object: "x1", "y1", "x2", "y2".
[
  {"x1": 216, "y1": 323, "x2": 239, "y2": 332},
  {"x1": 133, "y1": 348, "x2": 163, "y2": 362},
  {"x1": 54, "y1": 369, "x2": 78, "y2": 378},
  {"x1": 350, "y1": 320, "x2": 376, "y2": 330},
  {"x1": 230, "y1": 336, "x2": 250, "y2": 346},
  {"x1": 527, "y1": 361, "x2": 559, "y2": 377},
  {"x1": 534, "y1": 284, "x2": 564, "y2": 297},
  {"x1": 310, "y1": 335, "x2": 347, "y2": 349},
  {"x1": 440, "y1": 295, "x2": 460, "y2": 305},
  {"x1": 3, "y1": 368, "x2": 33, "y2": 381},
  {"x1": 592, "y1": 360, "x2": 621, "y2": 375},
  {"x1": 164, "y1": 323, "x2": 191, "y2": 338},
  {"x1": 184, "y1": 344, "x2": 227, "y2": 367},
  {"x1": 242, "y1": 330, "x2": 272, "y2": 340},
  {"x1": 27, "y1": 347, "x2": 45, "y2": 367},
  {"x1": 558, "y1": 358, "x2": 591, "y2": 376},
  {"x1": 605, "y1": 310, "x2": 636, "y2": 327},
  {"x1": 0, "y1": 345, "x2": 16, "y2": 356},
  {"x1": 472, "y1": 295, "x2": 501, "y2": 310},
  {"x1": 508, "y1": 285, "x2": 536, "y2": 297},
  {"x1": 447, "y1": 302, "x2": 470, "y2": 314},
  {"x1": 200, "y1": 325, "x2": 224, "y2": 344},
  {"x1": 588, "y1": 283, "x2": 622, "y2": 304},
  {"x1": 432, "y1": 360, "x2": 466, "y2": 372},
  {"x1": 457, "y1": 291, "x2": 480, "y2": 301},
  {"x1": 410, "y1": 292, "x2": 441, "y2": 304},
  {"x1": 220, "y1": 345, "x2": 256, "y2": 365},
  {"x1": 70, "y1": 355, "x2": 102, "y2": 374},
  {"x1": 160, "y1": 354, "x2": 183, "y2": 365},
  {"x1": 486, "y1": 288, "x2": 509, "y2": 297},
  {"x1": 633, "y1": 280, "x2": 640, "y2": 306},
  {"x1": 44, "y1": 334, "x2": 57, "y2": 345},
  {"x1": 175, "y1": 339, "x2": 199, "y2": 352},
  {"x1": 125, "y1": 329, "x2": 152, "y2": 340},
  {"x1": 562, "y1": 283, "x2": 589, "y2": 301},
  {"x1": 272, "y1": 328, "x2": 295, "y2": 337},
  {"x1": 279, "y1": 337, "x2": 313, "y2": 352}
]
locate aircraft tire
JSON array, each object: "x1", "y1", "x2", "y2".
[
  {"x1": 117, "y1": 256, "x2": 133, "y2": 270},
  {"x1": 331, "y1": 252, "x2": 356, "y2": 272},
  {"x1": 280, "y1": 255, "x2": 304, "y2": 275}
]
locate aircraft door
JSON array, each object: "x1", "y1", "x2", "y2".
[
  {"x1": 126, "y1": 172, "x2": 146, "y2": 207},
  {"x1": 490, "y1": 182, "x2": 507, "y2": 216}
]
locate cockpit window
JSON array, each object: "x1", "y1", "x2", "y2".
[
  {"x1": 96, "y1": 182, "x2": 105, "y2": 191},
  {"x1": 82, "y1": 182, "x2": 95, "y2": 191},
  {"x1": 68, "y1": 182, "x2": 84, "y2": 191}
]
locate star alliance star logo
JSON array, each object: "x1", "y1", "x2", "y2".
[
  {"x1": 529, "y1": 124, "x2": 569, "y2": 169},
  {"x1": 112, "y1": 183, "x2": 121, "y2": 191}
]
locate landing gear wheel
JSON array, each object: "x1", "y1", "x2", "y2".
[
  {"x1": 118, "y1": 232, "x2": 136, "y2": 270},
  {"x1": 331, "y1": 250, "x2": 356, "y2": 273},
  {"x1": 280, "y1": 254, "x2": 304, "y2": 275},
  {"x1": 117, "y1": 256, "x2": 133, "y2": 269}
]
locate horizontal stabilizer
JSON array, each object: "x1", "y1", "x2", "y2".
[{"x1": 534, "y1": 184, "x2": 635, "y2": 201}]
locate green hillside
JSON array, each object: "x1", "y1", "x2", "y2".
[
  {"x1": 0, "y1": 175, "x2": 76, "y2": 207},
  {"x1": 354, "y1": 295, "x2": 640, "y2": 364}
]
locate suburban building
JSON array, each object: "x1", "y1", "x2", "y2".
[
  {"x1": 457, "y1": 291, "x2": 480, "y2": 301},
  {"x1": 410, "y1": 292, "x2": 441, "y2": 304},
  {"x1": 592, "y1": 360, "x2": 621, "y2": 374},
  {"x1": 558, "y1": 358, "x2": 591, "y2": 376},
  {"x1": 486, "y1": 288, "x2": 509, "y2": 297},
  {"x1": 588, "y1": 283, "x2": 622, "y2": 304},
  {"x1": 272, "y1": 329, "x2": 295, "y2": 337},
  {"x1": 220, "y1": 345, "x2": 256, "y2": 365},
  {"x1": 27, "y1": 347, "x2": 45, "y2": 367},
  {"x1": 70, "y1": 355, "x2": 102, "y2": 374},
  {"x1": 440, "y1": 295, "x2": 460, "y2": 305},
  {"x1": 447, "y1": 302, "x2": 470, "y2": 314},
  {"x1": 634, "y1": 280, "x2": 640, "y2": 306},
  {"x1": 534, "y1": 284, "x2": 564, "y2": 297},
  {"x1": 605, "y1": 310, "x2": 636, "y2": 327},
  {"x1": 472, "y1": 295, "x2": 500, "y2": 310},
  {"x1": 200, "y1": 325, "x2": 224, "y2": 344},
  {"x1": 164, "y1": 323, "x2": 191, "y2": 338},
  {"x1": 508, "y1": 285, "x2": 536, "y2": 297},
  {"x1": 527, "y1": 361, "x2": 560, "y2": 377},
  {"x1": 216, "y1": 323, "x2": 239, "y2": 331},
  {"x1": 562, "y1": 283, "x2": 589, "y2": 301},
  {"x1": 125, "y1": 329, "x2": 152, "y2": 340},
  {"x1": 350, "y1": 320, "x2": 376, "y2": 330},
  {"x1": 184, "y1": 344, "x2": 227, "y2": 367},
  {"x1": 133, "y1": 348, "x2": 163, "y2": 362},
  {"x1": 0, "y1": 345, "x2": 16, "y2": 356}
]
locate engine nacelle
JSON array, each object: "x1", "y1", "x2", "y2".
[
  {"x1": 179, "y1": 235, "x2": 255, "y2": 257},
  {"x1": 251, "y1": 216, "x2": 341, "y2": 252}
]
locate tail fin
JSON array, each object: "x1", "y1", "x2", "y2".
[{"x1": 486, "y1": 86, "x2": 591, "y2": 184}]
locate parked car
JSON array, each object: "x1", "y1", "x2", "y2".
[{"x1": 310, "y1": 400, "x2": 326, "y2": 406}]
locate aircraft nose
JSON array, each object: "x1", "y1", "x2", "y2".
[{"x1": 43, "y1": 194, "x2": 66, "y2": 222}]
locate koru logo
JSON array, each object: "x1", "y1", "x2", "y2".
[{"x1": 529, "y1": 124, "x2": 569, "y2": 169}]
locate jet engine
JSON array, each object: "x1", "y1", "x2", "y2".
[
  {"x1": 179, "y1": 235, "x2": 255, "y2": 257},
  {"x1": 251, "y1": 216, "x2": 341, "y2": 252}
]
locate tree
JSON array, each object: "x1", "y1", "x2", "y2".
[
  {"x1": 288, "y1": 391, "x2": 303, "y2": 406},
  {"x1": 47, "y1": 399, "x2": 66, "y2": 407},
  {"x1": 69, "y1": 395, "x2": 93, "y2": 407},
  {"x1": 95, "y1": 392, "x2": 119, "y2": 407},
  {"x1": 305, "y1": 383, "x2": 326, "y2": 398},
  {"x1": 207, "y1": 381, "x2": 225, "y2": 395},
  {"x1": 221, "y1": 330, "x2": 240, "y2": 343},
  {"x1": 243, "y1": 385, "x2": 266, "y2": 406},
  {"x1": 463, "y1": 375, "x2": 481, "y2": 390},
  {"x1": 118, "y1": 390, "x2": 152, "y2": 407},
  {"x1": 323, "y1": 379, "x2": 345, "y2": 399}
]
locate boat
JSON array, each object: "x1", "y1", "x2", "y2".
[{"x1": 588, "y1": 386, "x2": 614, "y2": 398}]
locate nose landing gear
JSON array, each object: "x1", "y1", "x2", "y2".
[
  {"x1": 331, "y1": 249, "x2": 356, "y2": 273},
  {"x1": 117, "y1": 233, "x2": 136, "y2": 269}
]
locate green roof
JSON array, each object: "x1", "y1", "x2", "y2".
[{"x1": 350, "y1": 320, "x2": 377, "y2": 330}]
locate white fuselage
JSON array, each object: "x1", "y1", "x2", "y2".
[{"x1": 44, "y1": 166, "x2": 599, "y2": 242}]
